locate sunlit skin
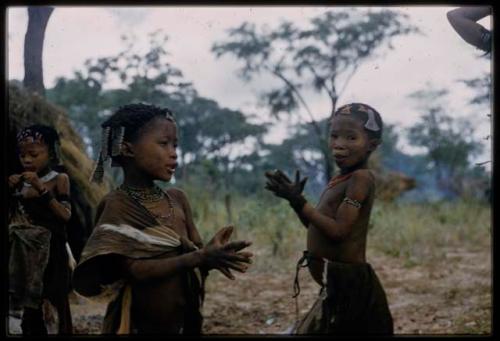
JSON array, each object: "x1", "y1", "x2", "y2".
[
  {"x1": 113, "y1": 117, "x2": 253, "y2": 333},
  {"x1": 294, "y1": 115, "x2": 380, "y2": 286},
  {"x1": 8, "y1": 140, "x2": 71, "y2": 222}
]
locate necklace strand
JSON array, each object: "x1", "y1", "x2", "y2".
[{"x1": 119, "y1": 184, "x2": 175, "y2": 222}]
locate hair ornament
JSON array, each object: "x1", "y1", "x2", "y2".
[
  {"x1": 101, "y1": 127, "x2": 111, "y2": 161},
  {"x1": 90, "y1": 151, "x2": 105, "y2": 183},
  {"x1": 111, "y1": 126, "x2": 126, "y2": 157},
  {"x1": 357, "y1": 105, "x2": 380, "y2": 132}
]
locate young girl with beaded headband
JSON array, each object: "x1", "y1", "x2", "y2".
[
  {"x1": 73, "y1": 103, "x2": 253, "y2": 334},
  {"x1": 8, "y1": 124, "x2": 74, "y2": 335},
  {"x1": 265, "y1": 103, "x2": 393, "y2": 335}
]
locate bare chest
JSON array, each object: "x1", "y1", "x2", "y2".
[
  {"x1": 131, "y1": 251, "x2": 187, "y2": 330},
  {"x1": 141, "y1": 199, "x2": 188, "y2": 238},
  {"x1": 315, "y1": 182, "x2": 348, "y2": 217}
]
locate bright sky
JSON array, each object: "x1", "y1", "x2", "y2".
[{"x1": 7, "y1": 6, "x2": 492, "y2": 169}]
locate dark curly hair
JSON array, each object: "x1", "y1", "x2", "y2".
[{"x1": 102, "y1": 103, "x2": 175, "y2": 143}]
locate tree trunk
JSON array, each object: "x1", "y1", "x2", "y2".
[
  {"x1": 224, "y1": 193, "x2": 233, "y2": 224},
  {"x1": 23, "y1": 6, "x2": 54, "y2": 96},
  {"x1": 321, "y1": 97, "x2": 338, "y2": 182},
  {"x1": 321, "y1": 144, "x2": 334, "y2": 182}
]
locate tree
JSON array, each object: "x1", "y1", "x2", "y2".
[
  {"x1": 460, "y1": 72, "x2": 491, "y2": 166},
  {"x1": 23, "y1": 6, "x2": 54, "y2": 96},
  {"x1": 173, "y1": 95, "x2": 267, "y2": 188},
  {"x1": 460, "y1": 73, "x2": 491, "y2": 107},
  {"x1": 47, "y1": 31, "x2": 268, "y2": 193},
  {"x1": 47, "y1": 32, "x2": 195, "y2": 159},
  {"x1": 257, "y1": 117, "x2": 330, "y2": 196},
  {"x1": 407, "y1": 88, "x2": 483, "y2": 196},
  {"x1": 212, "y1": 8, "x2": 419, "y2": 181}
]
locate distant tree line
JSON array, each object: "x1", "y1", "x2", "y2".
[{"x1": 34, "y1": 9, "x2": 488, "y2": 201}]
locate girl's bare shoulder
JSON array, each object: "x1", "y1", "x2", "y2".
[
  {"x1": 350, "y1": 169, "x2": 375, "y2": 184},
  {"x1": 165, "y1": 187, "x2": 189, "y2": 207}
]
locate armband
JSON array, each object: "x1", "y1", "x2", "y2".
[{"x1": 343, "y1": 197, "x2": 362, "y2": 209}]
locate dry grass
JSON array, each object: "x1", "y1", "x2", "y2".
[{"x1": 182, "y1": 181, "x2": 491, "y2": 269}]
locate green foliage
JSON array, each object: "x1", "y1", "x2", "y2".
[
  {"x1": 46, "y1": 31, "x2": 267, "y2": 189},
  {"x1": 180, "y1": 183, "x2": 306, "y2": 272},
  {"x1": 379, "y1": 123, "x2": 400, "y2": 158},
  {"x1": 407, "y1": 88, "x2": 484, "y2": 196},
  {"x1": 178, "y1": 184, "x2": 490, "y2": 272},
  {"x1": 47, "y1": 31, "x2": 195, "y2": 158},
  {"x1": 256, "y1": 118, "x2": 332, "y2": 195},
  {"x1": 408, "y1": 107, "x2": 481, "y2": 171},
  {"x1": 44, "y1": 18, "x2": 487, "y2": 201},
  {"x1": 459, "y1": 73, "x2": 491, "y2": 107}
]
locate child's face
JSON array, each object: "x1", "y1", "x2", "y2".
[
  {"x1": 18, "y1": 141, "x2": 51, "y2": 173},
  {"x1": 129, "y1": 117, "x2": 178, "y2": 182},
  {"x1": 329, "y1": 115, "x2": 374, "y2": 171}
]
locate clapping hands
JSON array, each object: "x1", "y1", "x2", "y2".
[
  {"x1": 265, "y1": 169, "x2": 308, "y2": 211},
  {"x1": 202, "y1": 226, "x2": 253, "y2": 280}
]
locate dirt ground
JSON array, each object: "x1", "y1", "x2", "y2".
[{"x1": 69, "y1": 244, "x2": 491, "y2": 335}]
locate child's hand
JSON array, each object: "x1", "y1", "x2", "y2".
[
  {"x1": 208, "y1": 225, "x2": 234, "y2": 245},
  {"x1": 21, "y1": 172, "x2": 46, "y2": 194},
  {"x1": 203, "y1": 227, "x2": 253, "y2": 280},
  {"x1": 265, "y1": 169, "x2": 308, "y2": 210},
  {"x1": 8, "y1": 174, "x2": 23, "y2": 189}
]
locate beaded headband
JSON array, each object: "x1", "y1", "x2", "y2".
[
  {"x1": 335, "y1": 103, "x2": 380, "y2": 132},
  {"x1": 16, "y1": 129, "x2": 45, "y2": 145},
  {"x1": 16, "y1": 127, "x2": 62, "y2": 163}
]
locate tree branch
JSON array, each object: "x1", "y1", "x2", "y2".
[
  {"x1": 338, "y1": 61, "x2": 360, "y2": 100},
  {"x1": 264, "y1": 65, "x2": 323, "y2": 138},
  {"x1": 305, "y1": 62, "x2": 335, "y2": 101}
]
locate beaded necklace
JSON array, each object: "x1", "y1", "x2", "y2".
[{"x1": 119, "y1": 184, "x2": 175, "y2": 223}]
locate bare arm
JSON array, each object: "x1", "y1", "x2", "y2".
[
  {"x1": 265, "y1": 169, "x2": 310, "y2": 228},
  {"x1": 49, "y1": 173, "x2": 72, "y2": 222},
  {"x1": 447, "y1": 7, "x2": 492, "y2": 52},
  {"x1": 8, "y1": 174, "x2": 23, "y2": 191},
  {"x1": 22, "y1": 171, "x2": 72, "y2": 222},
  {"x1": 172, "y1": 188, "x2": 204, "y2": 248},
  {"x1": 123, "y1": 249, "x2": 204, "y2": 282},
  {"x1": 123, "y1": 239, "x2": 252, "y2": 282},
  {"x1": 293, "y1": 206, "x2": 311, "y2": 228},
  {"x1": 171, "y1": 189, "x2": 253, "y2": 279},
  {"x1": 299, "y1": 171, "x2": 373, "y2": 241}
]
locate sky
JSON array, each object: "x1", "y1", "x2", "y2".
[{"x1": 7, "y1": 6, "x2": 492, "y2": 169}]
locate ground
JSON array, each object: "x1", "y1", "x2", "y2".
[{"x1": 69, "y1": 243, "x2": 491, "y2": 335}]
